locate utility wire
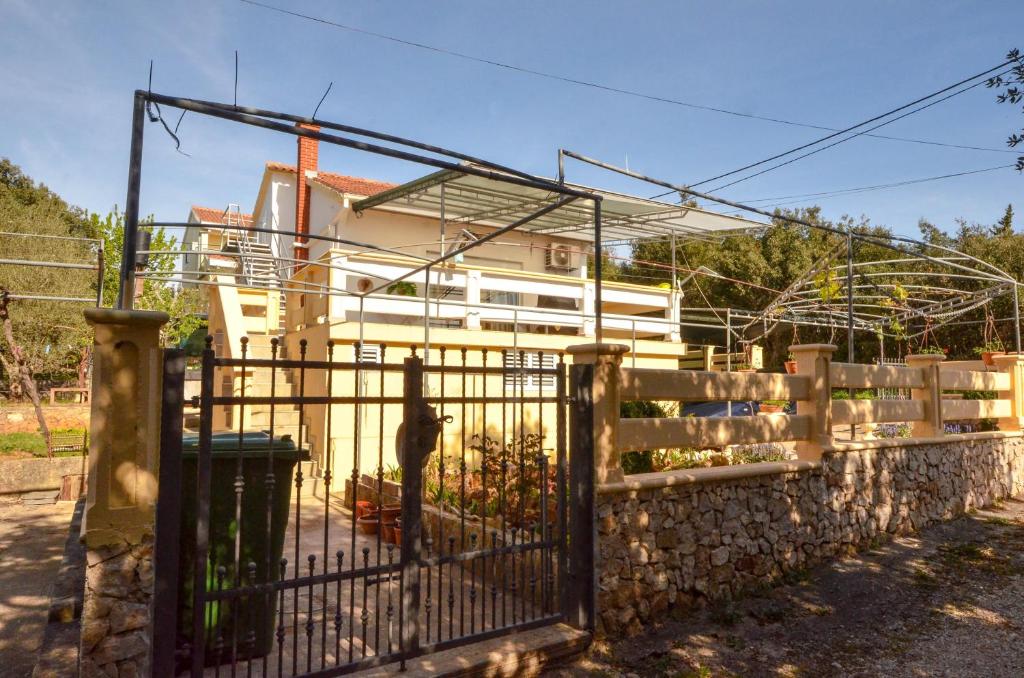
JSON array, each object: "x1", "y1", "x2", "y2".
[
  {"x1": 647, "y1": 60, "x2": 1016, "y2": 199},
  {"x1": 704, "y1": 76, "x2": 1006, "y2": 193},
  {"x1": 726, "y1": 163, "x2": 1013, "y2": 211},
  {"x1": 236, "y1": 0, "x2": 1015, "y2": 155}
]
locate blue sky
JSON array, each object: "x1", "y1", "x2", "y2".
[{"x1": 1, "y1": 0, "x2": 1021, "y2": 239}]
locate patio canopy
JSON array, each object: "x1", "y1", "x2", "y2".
[{"x1": 350, "y1": 168, "x2": 768, "y2": 244}]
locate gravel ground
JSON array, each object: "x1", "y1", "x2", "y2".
[
  {"x1": 548, "y1": 496, "x2": 1024, "y2": 678},
  {"x1": 0, "y1": 499, "x2": 75, "y2": 678}
]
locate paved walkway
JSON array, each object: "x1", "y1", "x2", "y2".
[
  {"x1": 550, "y1": 496, "x2": 1024, "y2": 678},
  {"x1": 0, "y1": 500, "x2": 75, "y2": 678},
  {"x1": 197, "y1": 493, "x2": 547, "y2": 676}
]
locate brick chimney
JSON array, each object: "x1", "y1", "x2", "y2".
[{"x1": 294, "y1": 123, "x2": 319, "y2": 262}]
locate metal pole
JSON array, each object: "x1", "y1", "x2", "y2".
[
  {"x1": 846, "y1": 230, "x2": 854, "y2": 363},
  {"x1": 118, "y1": 93, "x2": 146, "y2": 310},
  {"x1": 631, "y1": 320, "x2": 636, "y2": 368},
  {"x1": 670, "y1": 232, "x2": 677, "y2": 289},
  {"x1": 1015, "y1": 284, "x2": 1022, "y2": 353},
  {"x1": 151, "y1": 349, "x2": 185, "y2": 678},
  {"x1": 96, "y1": 241, "x2": 105, "y2": 307},
  {"x1": 726, "y1": 308, "x2": 732, "y2": 415},
  {"x1": 423, "y1": 265, "x2": 431, "y2": 370},
  {"x1": 439, "y1": 183, "x2": 446, "y2": 259},
  {"x1": 847, "y1": 230, "x2": 856, "y2": 440},
  {"x1": 593, "y1": 198, "x2": 603, "y2": 343}
]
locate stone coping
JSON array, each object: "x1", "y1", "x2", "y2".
[
  {"x1": 828, "y1": 430, "x2": 1023, "y2": 453},
  {"x1": 83, "y1": 308, "x2": 169, "y2": 327},
  {"x1": 597, "y1": 431, "x2": 1024, "y2": 494},
  {"x1": 598, "y1": 460, "x2": 821, "y2": 495}
]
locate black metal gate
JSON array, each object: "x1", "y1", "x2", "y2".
[{"x1": 153, "y1": 337, "x2": 582, "y2": 676}]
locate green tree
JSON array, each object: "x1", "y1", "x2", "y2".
[
  {"x1": 0, "y1": 181, "x2": 96, "y2": 451},
  {"x1": 987, "y1": 48, "x2": 1024, "y2": 171},
  {"x1": 91, "y1": 209, "x2": 204, "y2": 347},
  {"x1": 994, "y1": 204, "x2": 1015, "y2": 236}
]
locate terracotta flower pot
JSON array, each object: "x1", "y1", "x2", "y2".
[
  {"x1": 379, "y1": 504, "x2": 401, "y2": 522},
  {"x1": 784, "y1": 360, "x2": 797, "y2": 375},
  {"x1": 356, "y1": 516, "x2": 379, "y2": 535},
  {"x1": 355, "y1": 500, "x2": 377, "y2": 518},
  {"x1": 382, "y1": 521, "x2": 397, "y2": 545},
  {"x1": 982, "y1": 351, "x2": 1005, "y2": 367}
]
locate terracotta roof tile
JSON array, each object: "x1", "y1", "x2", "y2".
[
  {"x1": 265, "y1": 161, "x2": 397, "y2": 198},
  {"x1": 190, "y1": 205, "x2": 254, "y2": 226}
]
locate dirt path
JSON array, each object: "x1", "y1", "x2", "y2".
[
  {"x1": 548, "y1": 496, "x2": 1024, "y2": 678},
  {"x1": 0, "y1": 500, "x2": 74, "y2": 678}
]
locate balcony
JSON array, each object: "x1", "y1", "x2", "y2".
[{"x1": 283, "y1": 249, "x2": 690, "y2": 346}]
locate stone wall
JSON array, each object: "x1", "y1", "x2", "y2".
[
  {"x1": 595, "y1": 434, "x2": 1024, "y2": 636},
  {"x1": 1, "y1": 404, "x2": 90, "y2": 434},
  {"x1": 79, "y1": 537, "x2": 154, "y2": 677}
]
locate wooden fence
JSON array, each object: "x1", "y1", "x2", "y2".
[{"x1": 572, "y1": 343, "x2": 1024, "y2": 485}]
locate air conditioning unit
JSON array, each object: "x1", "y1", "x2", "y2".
[{"x1": 545, "y1": 244, "x2": 575, "y2": 272}]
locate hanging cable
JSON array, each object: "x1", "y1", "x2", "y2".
[
  {"x1": 237, "y1": 0, "x2": 1016, "y2": 156},
  {"x1": 648, "y1": 59, "x2": 1016, "y2": 199}
]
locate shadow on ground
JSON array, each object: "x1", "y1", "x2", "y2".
[
  {"x1": 549, "y1": 496, "x2": 1024, "y2": 678},
  {"x1": 0, "y1": 500, "x2": 74, "y2": 678}
]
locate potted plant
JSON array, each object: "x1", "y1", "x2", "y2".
[
  {"x1": 974, "y1": 340, "x2": 1005, "y2": 367},
  {"x1": 783, "y1": 352, "x2": 797, "y2": 374},
  {"x1": 758, "y1": 400, "x2": 788, "y2": 414},
  {"x1": 917, "y1": 346, "x2": 947, "y2": 356}
]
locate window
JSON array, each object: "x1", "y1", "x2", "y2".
[
  {"x1": 354, "y1": 343, "x2": 383, "y2": 364},
  {"x1": 503, "y1": 351, "x2": 557, "y2": 392}
]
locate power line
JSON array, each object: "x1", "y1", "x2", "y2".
[
  {"x1": 704, "y1": 76, "x2": 1005, "y2": 193},
  {"x1": 734, "y1": 164, "x2": 1014, "y2": 207},
  {"x1": 237, "y1": 0, "x2": 1015, "y2": 155},
  {"x1": 645, "y1": 59, "x2": 1015, "y2": 200}
]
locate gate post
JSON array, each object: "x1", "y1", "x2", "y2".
[
  {"x1": 79, "y1": 309, "x2": 168, "y2": 678},
  {"x1": 151, "y1": 349, "x2": 186, "y2": 677},
  {"x1": 566, "y1": 362, "x2": 596, "y2": 631}
]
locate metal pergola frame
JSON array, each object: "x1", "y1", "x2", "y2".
[
  {"x1": 556, "y1": 149, "x2": 1023, "y2": 357},
  {"x1": 118, "y1": 91, "x2": 613, "y2": 338},
  {"x1": 116, "y1": 90, "x2": 1020, "y2": 364}
]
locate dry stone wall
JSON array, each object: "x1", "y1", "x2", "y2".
[
  {"x1": 595, "y1": 435, "x2": 1024, "y2": 636},
  {"x1": 79, "y1": 537, "x2": 154, "y2": 677}
]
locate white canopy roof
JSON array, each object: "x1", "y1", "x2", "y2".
[{"x1": 351, "y1": 168, "x2": 768, "y2": 244}]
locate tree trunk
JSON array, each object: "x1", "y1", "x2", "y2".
[
  {"x1": 0, "y1": 293, "x2": 51, "y2": 457},
  {"x1": 0, "y1": 351, "x2": 22, "y2": 399},
  {"x1": 77, "y1": 346, "x2": 91, "y2": 389}
]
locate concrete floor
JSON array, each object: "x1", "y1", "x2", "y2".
[
  {"x1": 0, "y1": 500, "x2": 75, "y2": 678},
  {"x1": 198, "y1": 493, "x2": 550, "y2": 676}
]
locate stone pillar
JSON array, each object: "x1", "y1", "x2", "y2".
[
  {"x1": 993, "y1": 353, "x2": 1024, "y2": 431},
  {"x1": 567, "y1": 343, "x2": 629, "y2": 485},
  {"x1": 790, "y1": 343, "x2": 836, "y2": 460},
  {"x1": 80, "y1": 309, "x2": 168, "y2": 678},
  {"x1": 905, "y1": 353, "x2": 945, "y2": 437},
  {"x1": 465, "y1": 269, "x2": 482, "y2": 330}
]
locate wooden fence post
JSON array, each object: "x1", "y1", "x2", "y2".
[
  {"x1": 789, "y1": 344, "x2": 836, "y2": 460},
  {"x1": 905, "y1": 353, "x2": 945, "y2": 437},
  {"x1": 993, "y1": 353, "x2": 1024, "y2": 431}
]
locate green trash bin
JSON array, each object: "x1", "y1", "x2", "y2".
[{"x1": 177, "y1": 431, "x2": 308, "y2": 665}]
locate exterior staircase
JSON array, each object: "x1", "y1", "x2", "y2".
[{"x1": 241, "y1": 335, "x2": 322, "y2": 497}]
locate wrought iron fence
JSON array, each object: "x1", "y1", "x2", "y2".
[{"x1": 157, "y1": 337, "x2": 574, "y2": 676}]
